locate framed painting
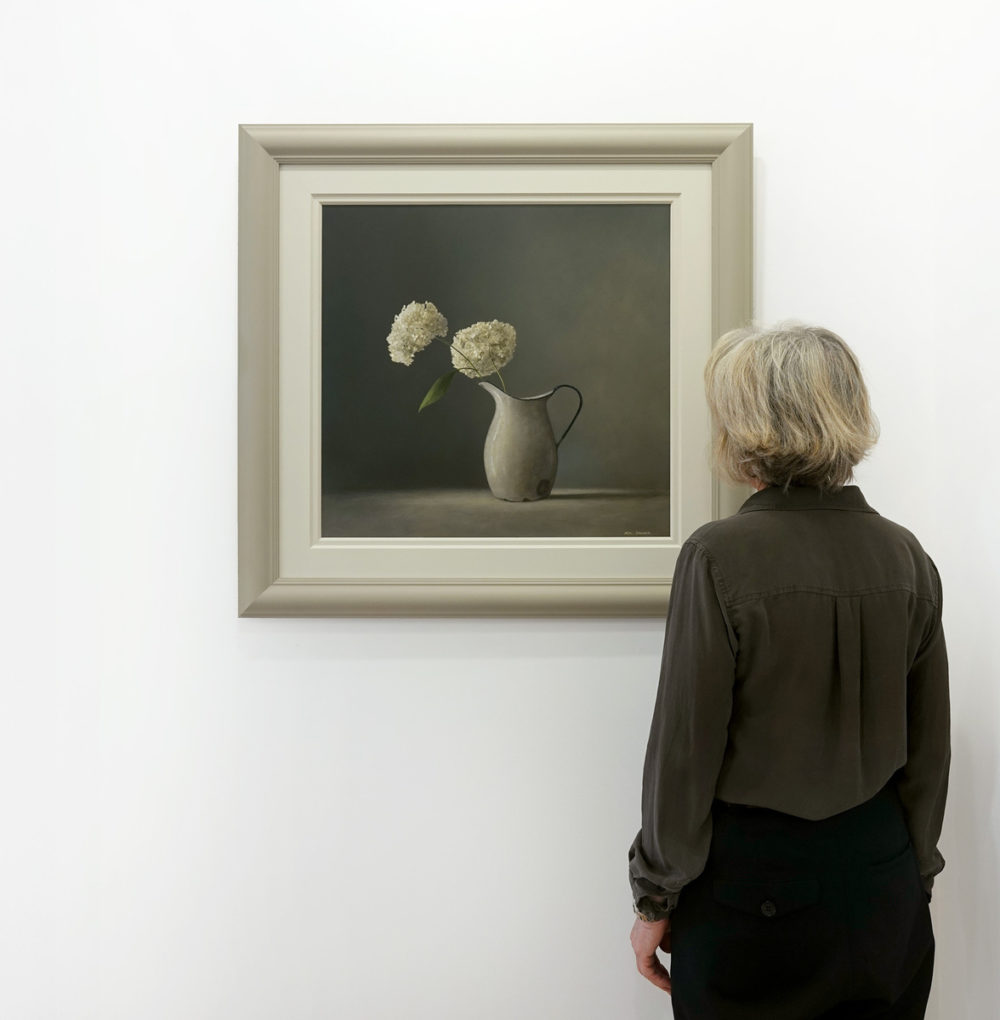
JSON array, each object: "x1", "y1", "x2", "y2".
[{"x1": 238, "y1": 123, "x2": 752, "y2": 616}]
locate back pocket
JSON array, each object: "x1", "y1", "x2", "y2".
[
  {"x1": 713, "y1": 876, "x2": 820, "y2": 919},
  {"x1": 703, "y1": 876, "x2": 827, "y2": 998},
  {"x1": 869, "y1": 838, "x2": 914, "y2": 873}
]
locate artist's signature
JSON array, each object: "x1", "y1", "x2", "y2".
[{"x1": 624, "y1": 530, "x2": 653, "y2": 536}]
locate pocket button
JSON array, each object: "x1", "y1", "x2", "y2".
[{"x1": 760, "y1": 899, "x2": 777, "y2": 917}]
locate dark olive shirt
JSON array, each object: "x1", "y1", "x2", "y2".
[{"x1": 629, "y1": 485, "x2": 950, "y2": 914}]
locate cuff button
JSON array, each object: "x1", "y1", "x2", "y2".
[{"x1": 760, "y1": 899, "x2": 777, "y2": 918}]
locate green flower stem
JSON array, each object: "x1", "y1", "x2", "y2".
[{"x1": 484, "y1": 349, "x2": 508, "y2": 392}]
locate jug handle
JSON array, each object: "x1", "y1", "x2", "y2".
[{"x1": 551, "y1": 384, "x2": 583, "y2": 447}]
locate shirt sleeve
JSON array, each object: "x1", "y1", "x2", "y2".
[
  {"x1": 628, "y1": 538, "x2": 737, "y2": 914},
  {"x1": 895, "y1": 558, "x2": 950, "y2": 899}
]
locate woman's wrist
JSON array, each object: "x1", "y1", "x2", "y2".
[{"x1": 633, "y1": 896, "x2": 672, "y2": 923}]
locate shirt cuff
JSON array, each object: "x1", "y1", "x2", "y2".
[{"x1": 633, "y1": 894, "x2": 677, "y2": 922}]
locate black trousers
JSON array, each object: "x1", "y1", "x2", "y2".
[{"x1": 670, "y1": 781, "x2": 934, "y2": 1019}]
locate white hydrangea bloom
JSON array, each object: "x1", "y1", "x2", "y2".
[
  {"x1": 386, "y1": 301, "x2": 448, "y2": 366},
  {"x1": 450, "y1": 320, "x2": 517, "y2": 379}
]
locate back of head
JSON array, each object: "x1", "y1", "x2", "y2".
[{"x1": 704, "y1": 322, "x2": 879, "y2": 492}]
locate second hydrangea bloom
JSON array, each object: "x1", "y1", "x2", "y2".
[{"x1": 450, "y1": 320, "x2": 517, "y2": 379}]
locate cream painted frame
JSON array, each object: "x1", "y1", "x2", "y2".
[{"x1": 238, "y1": 124, "x2": 752, "y2": 617}]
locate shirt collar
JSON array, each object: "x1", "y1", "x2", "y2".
[{"x1": 737, "y1": 484, "x2": 878, "y2": 515}]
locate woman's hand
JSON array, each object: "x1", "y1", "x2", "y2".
[{"x1": 630, "y1": 916, "x2": 672, "y2": 993}]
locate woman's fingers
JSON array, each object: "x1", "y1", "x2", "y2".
[
  {"x1": 630, "y1": 916, "x2": 673, "y2": 994},
  {"x1": 638, "y1": 952, "x2": 673, "y2": 993}
]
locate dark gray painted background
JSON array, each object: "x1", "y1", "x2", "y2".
[{"x1": 321, "y1": 203, "x2": 670, "y2": 498}]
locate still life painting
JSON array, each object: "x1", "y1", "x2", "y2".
[{"x1": 320, "y1": 201, "x2": 671, "y2": 539}]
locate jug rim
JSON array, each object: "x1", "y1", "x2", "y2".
[{"x1": 478, "y1": 380, "x2": 555, "y2": 401}]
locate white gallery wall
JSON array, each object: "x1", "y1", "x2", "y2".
[{"x1": 2, "y1": 1, "x2": 998, "y2": 1017}]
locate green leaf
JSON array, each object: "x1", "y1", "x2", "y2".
[{"x1": 418, "y1": 370, "x2": 458, "y2": 411}]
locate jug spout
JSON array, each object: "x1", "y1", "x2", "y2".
[{"x1": 477, "y1": 380, "x2": 507, "y2": 407}]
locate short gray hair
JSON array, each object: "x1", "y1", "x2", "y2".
[{"x1": 704, "y1": 322, "x2": 879, "y2": 491}]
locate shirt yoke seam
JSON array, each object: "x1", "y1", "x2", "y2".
[
  {"x1": 737, "y1": 506, "x2": 879, "y2": 514},
  {"x1": 726, "y1": 584, "x2": 940, "y2": 610}
]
